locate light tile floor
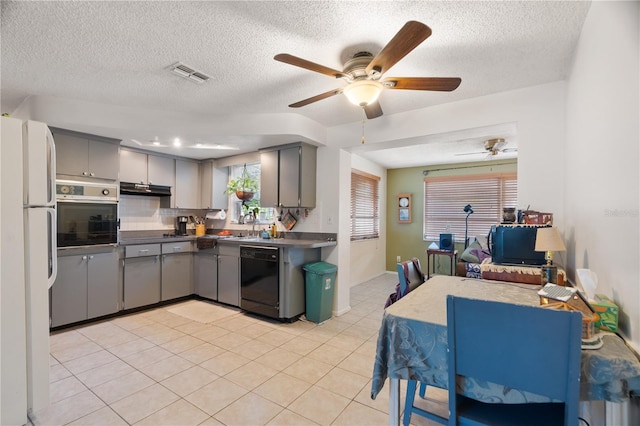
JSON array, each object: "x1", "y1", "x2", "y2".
[{"x1": 33, "y1": 272, "x2": 446, "y2": 426}]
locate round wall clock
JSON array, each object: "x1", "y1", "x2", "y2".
[{"x1": 399, "y1": 196, "x2": 410, "y2": 207}]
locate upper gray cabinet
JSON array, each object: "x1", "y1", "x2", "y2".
[
  {"x1": 260, "y1": 143, "x2": 317, "y2": 208},
  {"x1": 120, "y1": 148, "x2": 175, "y2": 187},
  {"x1": 200, "y1": 160, "x2": 228, "y2": 210},
  {"x1": 175, "y1": 159, "x2": 200, "y2": 209},
  {"x1": 51, "y1": 127, "x2": 120, "y2": 181}
]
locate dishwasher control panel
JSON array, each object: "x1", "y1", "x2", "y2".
[{"x1": 240, "y1": 246, "x2": 278, "y2": 262}]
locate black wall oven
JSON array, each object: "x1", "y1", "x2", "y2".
[{"x1": 56, "y1": 180, "x2": 119, "y2": 248}]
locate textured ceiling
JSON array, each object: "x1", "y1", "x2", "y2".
[{"x1": 1, "y1": 1, "x2": 590, "y2": 166}]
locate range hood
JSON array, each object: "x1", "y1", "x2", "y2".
[{"x1": 120, "y1": 182, "x2": 171, "y2": 197}]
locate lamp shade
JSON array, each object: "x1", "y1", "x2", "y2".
[
  {"x1": 343, "y1": 80, "x2": 383, "y2": 107},
  {"x1": 534, "y1": 227, "x2": 566, "y2": 252}
]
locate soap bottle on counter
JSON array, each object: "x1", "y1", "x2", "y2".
[{"x1": 271, "y1": 223, "x2": 277, "y2": 238}]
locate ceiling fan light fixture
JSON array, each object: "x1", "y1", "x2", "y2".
[{"x1": 343, "y1": 80, "x2": 383, "y2": 107}]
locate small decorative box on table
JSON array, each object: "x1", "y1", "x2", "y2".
[{"x1": 538, "y1": 284, "x2": 601, "y2": 348}]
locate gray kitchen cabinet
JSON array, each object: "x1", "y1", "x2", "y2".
[
  {"x1": 199, "y1": 160, "x2": 228, "y2": 210},
  {"x1": 175, "y1": 159, "x2": 199, "y2": 209},
  {"x1": 119, "y1": 149, "x2": 147, "y2": 183},
  {"x1": 260, "y1": 143, "x2": 317, "y2": 208},
  {"x1": 51, "y1": 250, "x2": 119, "y2": 327},
  {"x1": 260, "y1": 149, "x2": 279, "y2": 209},
  {"x1": 195, "y1": 249, "x2": 218, "y2": 300},
  {"x1": 217, "y1": 244, "x2": 239, "y2": 306},
  {"x1": 148, "y1": 154, "x2": 175, "y2": 187},
  {"x1": 120, "y1": 148, "x2": 175, "y2": 188},
  {"x1": 87, "y1": 252, "x2": 120, "y2": 319},
  {"x1": 161, "y1": 241, "x2": 193, "y2": 301},
  {"x1": 51, "y1": 255, "x2": 88, "y2": 327},
  {"x1": 123, "y1": 244, "x2": 161, "y2": 309},
  {"x1": 52, "y1": 127, "x2": 120, "y2": 180}
]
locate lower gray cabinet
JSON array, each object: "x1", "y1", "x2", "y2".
[
  {"x1": 88, "y1": 252, "x2": 120, "y2": 319},
  {"x1": 161, "y1": 241, "x2": 193, "y2": 301},
  {"x1": 218, "y1": 245, "x2": 239, "y2": 306},
  {"x1": 195, "y1": 250, "x2": 218, "y2": 300},
  {"x1": 51, "y1": 250, "x2": 119, "y2": 327},
  {"x1": 123, "y1": 245, "x2": 161, "y2": 309}
]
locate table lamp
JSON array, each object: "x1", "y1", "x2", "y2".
[{"x1": 534, "y1": 227, "x2": 566, "y2": 285}]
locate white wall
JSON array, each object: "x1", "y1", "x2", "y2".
[
  {"x1": 329, "y1": 82, "x2": 567, "y2": 229},
  {"x1": 564, "y1": 1, "x2": 640, "y2": 351},
  {"x1": 350, "y1": 154, "x2": 387, "y2": 286}
]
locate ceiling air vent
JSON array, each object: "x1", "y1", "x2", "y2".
[{"x1": 169, "y1": 62, "x2": 211, "y2": 84}]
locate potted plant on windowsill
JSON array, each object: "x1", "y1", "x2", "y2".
[{"x1": 224, "y1": 164, "x2": 259, "y2": 201}]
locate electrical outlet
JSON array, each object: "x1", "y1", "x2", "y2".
[{"x1": 396, "y1": 255, "x2": 401, "y2": 263}]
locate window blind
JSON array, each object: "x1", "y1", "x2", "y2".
[
  {"x1": 423, "y1": 173, "x2": 517, "y2": 242},
  {"x1": 351, "y1": 170, "x2": 380, "y2": 240}
]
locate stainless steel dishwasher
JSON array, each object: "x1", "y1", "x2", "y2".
[{"x1": 240, "y1": 245, "x2": 279, "y2": 319}]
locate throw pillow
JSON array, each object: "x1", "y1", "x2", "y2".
[{"x1": 460, "y1": 240, "x2": 482, "y2": 263}]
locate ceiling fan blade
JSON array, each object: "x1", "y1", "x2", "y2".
[
  {"x1": 274, "y1": 53, "x2": 346, "y2": 79},
  {"x1": 289, "y1": 88, "x2": 343, "y2": 108},
  {"x1": 383, "y1": 77, "x2": 462, "y2": 91},
  {"x1": 501, "y1": 147, "x2": 518, "y2": 153},
  {"x1": 365, "y1": 21, "x2": 432, "y2": 76},
  {"x1": 364, "y1": 101, "x2": 383, "y2": 119}
]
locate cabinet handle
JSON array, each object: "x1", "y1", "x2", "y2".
[
  {"x1": 82, "y1": 255, "x2": 87, "y2": 260},
  {"x1": 90, "y1": 172, "x2": 95, "y2": 177},
  {"x1": 82, "y1": 171, "x2": 88, "y2": 176},
  {"x1": 173, "y1": 247, "x2": 182, "y2": 252},
  {"x1": 89, "y1": 255, "x2": 94, "y2": 260},
  {"x1": 139, "y1": 249, "x2": 149, "y2": 254}
]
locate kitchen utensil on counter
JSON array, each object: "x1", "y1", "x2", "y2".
[{"x1": 176, "y1": 216, "x2": 188, "y2": 236}]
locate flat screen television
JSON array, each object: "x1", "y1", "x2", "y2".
[{"x1": 490, "y1": 225, "x2": 549, "y2": 266}]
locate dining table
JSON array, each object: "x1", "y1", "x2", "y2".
[{"x1": 371, "y1": 275, "x2": 640, "y2": 426}]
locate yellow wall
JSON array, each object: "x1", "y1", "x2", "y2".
[{"x1": 386, "y1": 159, "x2": 517, "y2": 274}]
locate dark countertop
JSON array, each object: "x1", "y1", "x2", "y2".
[
  {"x1": 118, "y1": 233, "x2": 336, "y2": 249},
  {"x1": 197, "y1": 235, "x2": 337, "y2": 249}
]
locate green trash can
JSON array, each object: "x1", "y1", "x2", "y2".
[{"x1": 303, "y1": 261, "x2": 337, "y2": 323}]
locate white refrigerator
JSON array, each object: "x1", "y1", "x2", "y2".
[{"x1": 1, "y1": 116, "x2": 57, "y2": 424}]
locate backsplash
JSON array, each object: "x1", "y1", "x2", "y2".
[{"x1": 119, "y1": 195, "x2": 175, "y2": 231}]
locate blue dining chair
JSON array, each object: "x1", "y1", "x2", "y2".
[
  {"x1": 397, "y1": 258, "x2": 448, "y2": 425},
  {"x1": 446, "y1": 296, "x2": 582, "y2": 426}
]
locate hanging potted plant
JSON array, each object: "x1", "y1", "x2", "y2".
[{"x1": 225, "y1": 164, "x2": 259, "y2": 201}]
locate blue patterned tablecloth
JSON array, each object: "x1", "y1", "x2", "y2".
[{"x1": 371, "y1": 275, "x2": 640, "y2": 403}]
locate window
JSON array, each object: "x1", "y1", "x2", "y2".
[
  {"x1": 228, "y1": 162, "x2": 275, "y2": 224},
  {"x1": 351, "y1": 169, "x2": 380, "y2": 240},
  {"x1": 423, "y1": 173, "x2": 517, "y2": 242}
]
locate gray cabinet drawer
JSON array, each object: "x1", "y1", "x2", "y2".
[
  {"x1": 125, "y1": 244, "x2": 161, "y2": 258},
  {"x1": 162, "y1": 241, "x2": 193, "y2": 254},
  {"x1": 218, "y1": 244, "x2": 240, "y2": 257}
]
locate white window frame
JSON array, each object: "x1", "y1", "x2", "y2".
[
  {"x1": 423, "y1": 172, "x2": 517, "y2": 243},
  {"x1": 228, "y1": 162, "x2": 275, "y2": 224},
  {"x1": 351, "y1": 169, "x2": 381, "y2": 241}
]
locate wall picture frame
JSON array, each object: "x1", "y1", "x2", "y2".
[{"x1": 398, "y1": 193, "x2": 412, "y2": 223}]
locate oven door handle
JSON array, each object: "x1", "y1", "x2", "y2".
[
  {"x1": 57, "y1": 243, "x2": 118, "y2": 251},
  {"x1": 56, "y1": 198, "x2": 118, "y2": 204}
]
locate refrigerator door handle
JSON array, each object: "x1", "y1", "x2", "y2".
[
  {"x1": 46, "y1": 126, "x2": 56, "y2": 206},
  {"x1": 47, "y1": 207, "x2": 57, "y2": 288}
]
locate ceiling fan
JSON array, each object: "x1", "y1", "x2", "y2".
[
  {"x1": 456, "y1": 138, "x2": 518, "y2": 159},
  {"x1": 274, "y1": 21, "x2": 461, "y2": 119}
]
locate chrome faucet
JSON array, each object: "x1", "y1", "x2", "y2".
[{"x1": 251, "y1": 213, "x2": 257, "y2": 237}]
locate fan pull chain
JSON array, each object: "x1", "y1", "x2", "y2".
[{"x1": 361, "y1": 107, "x2": 367, "y2": 144}]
